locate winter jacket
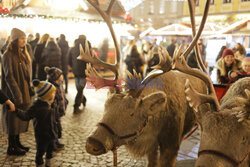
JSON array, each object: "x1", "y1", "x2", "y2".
[
  {"x1": 229, "y1": 69, "x2": 250, "y2": 83},
  {"x1": 68, "y1": 38, "x2": 89, "y2": 78},
  {"x1": 58, "y1": 39, "x2": 69, "y2": 74},
  {"x1": 42, "y1": 41, "x2": 62, "y2": 70},
  {"x1": 0, "y1": 90, "x2": 8, "y2": 104},
  {"x1": 50, "y1": 81, "x2": 68, "y2": 118},
  {"x1": 34, "y1": 42, "x2": 47, "y2": 80},
  {"x1": 125, "y1": 48, "x2": 143, "y2": 75},
  {"x1": 1, "y1": 48, "x2": 32, "y2": 135},
  {"x1": 186, "y1": 51, "x2": 206, "y2": 69},
  {"x1": 15, "y1": 99, "x2": 57, "y2": 140},
  {"x1": 166, "y1": 43, "x2": 176, "y2": 58},
  {"x1": 29, "y1": 37, "x2": 39, "y2": 52},
  {"x1": 217, "y1": 58, "x2": 242, "y2": 84}
]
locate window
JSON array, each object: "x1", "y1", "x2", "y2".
[
  {"x1": 223, "y1": 0, "x2": 231, "y2": 3},
  {"x1": 149, "y1": 1, "x2": 154, "y2": 14},
  {"x1": 196, "y1": 0, "x2": 199, "y2": 6}
]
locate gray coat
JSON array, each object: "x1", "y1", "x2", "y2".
[{"x1": 1, "y1": 48, "x2": 32, "y2": 135}]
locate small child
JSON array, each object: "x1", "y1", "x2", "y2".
[
  {"x1": 45, "y1": 66, "x2": 68, "y2": 149},
  {"x1": 12, "y1": 79, "x2": 57, "y2": 167},
  {"x1": 230, "y1": 57, "x2": 250, "y2": 82}
]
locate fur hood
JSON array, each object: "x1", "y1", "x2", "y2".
[{"x1": 217, "y1": 58, "x2": 242, "y2": 76}]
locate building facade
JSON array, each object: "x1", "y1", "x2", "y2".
[{"x1": 182, "y1": 0, "x2": 250, "y2": 24}]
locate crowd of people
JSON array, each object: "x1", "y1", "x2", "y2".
[
  {"x1": 122, "y1": 38, "x2": 250, "y2": 84},
  {"x1": 0, "y1": 28, "x2": 90, "y2": 167},
  {"x1": 0, "y1": 28, "x2": 249, "y2": 167}
]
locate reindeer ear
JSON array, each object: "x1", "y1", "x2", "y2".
[{"x1": 137, "y1": 91, "x2": 167, "y2": 117}]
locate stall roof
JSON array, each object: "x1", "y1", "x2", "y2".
[
  {"x1": 139, "y1": 27, "x2": 155, "y2": 38},
  {"x1": 196, "y1": 23, "x2": 223, "y2": 36},
  {"x1": 150, "y1": 23, "x2": 191, "y2": 36},
  {"x1": 219, "y1": 19, "x2": 250, "y2": 34},
  {"x1": 10, "y1": 0, "x2": 125, "y2": 19}
]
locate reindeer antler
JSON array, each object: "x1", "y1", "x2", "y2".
[
  {"x1": 181, "y1": 0, "x2": 210, "y2": 59},
  {"x1": 187, "y1": 0, "x2": 207, "y2": 73},
  {"x1": 126, "y1": 46, "x2": 172, "y2": 98},
  {"x1": 173, "y1": 45, "x2": 220, "y2": 111},
  {"x1": 77, "y1": 0, "x2": 121, "y2": 91}
]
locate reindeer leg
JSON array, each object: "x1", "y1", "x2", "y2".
[{"x1": 146, "y1": 145, "x2": 158, "y2": 167}]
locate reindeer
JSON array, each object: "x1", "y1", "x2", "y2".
[
  {"x1": 79, "y1": 0, "x2": 212, "y2": 166},
  {"x1": 172, "y1": 41, "x2": 250, "y2": 167}
]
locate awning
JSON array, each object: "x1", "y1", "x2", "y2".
[{"x1": 150, "y1": 23, "x2": 191, "y2": 36}]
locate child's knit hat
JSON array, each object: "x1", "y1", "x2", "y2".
[
  {"x1": 33, "y1": 79, "x2": 56, "y2": 102},
  {"x1": 242, "y1": 57, "x2": 250, "y2": 67},
  {"x1": 44, "y1": 66, "x2": 63, "y2": 82}
]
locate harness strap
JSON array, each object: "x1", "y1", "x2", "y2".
[{"x1": 198, "y1": 150, "x2": 249, "y2": 167}]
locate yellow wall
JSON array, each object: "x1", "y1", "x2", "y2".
[{"x1": 183, "y1": 0, "x2": 250, "y2": 16}]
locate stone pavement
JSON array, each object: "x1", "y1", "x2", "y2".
[{"x1": 0, "y1": 80, "x2": 199, "y2": 167}]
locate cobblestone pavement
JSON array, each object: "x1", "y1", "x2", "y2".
[{"x1": 0, "y1": 80, "x2": 199, "y2": 167}]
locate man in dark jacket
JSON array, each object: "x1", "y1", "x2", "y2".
[
  {"x1": 29, "y1": 33, "x2": 40, "y2": 52},
  {"x1": 68, "y1": 36, "x2": 89, "y2": 114},
  {"x1": 166, "y1": 38, "x2": 177, "y2": 58},
  {"x1": 186, "y1": 39, "x2": 206, "y2": 68},
  {"x1": 57, "y1": 34, "x2": 69, "y2": 93}
]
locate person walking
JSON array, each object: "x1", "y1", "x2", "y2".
[
  {"x1": 33, "y1": 34, "x2": 49, "y2": 80},
  {"x1": 1, "y1": 28, "x2": 33, "y2": 155},
  {"x1": 68, "y1": 36, "x2": 88, "y2": 114},
  {"x1": 42, "y1": 38, "x2": 62, "y2": 70},
  {"x1": 57, "y1": 34, "x2": 69, "y2": 93}
]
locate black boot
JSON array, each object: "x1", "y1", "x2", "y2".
[
  {"x1": 73, "y1": 106, "x2": 82, "y2": 114},
  {"x1": 7, "y1": 135, "x2": 26, "y2": 156},
  {"x1": 15, "y1": 135, "x2": 30, "y2": 152},
  {"x1": 82, "y1": 95, "x2": 87, "y2": 107}
]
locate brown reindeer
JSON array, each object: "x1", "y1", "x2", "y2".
[
  {"x1": 172, "y1": 46, "x2": 250, "y2": 167},
  {"x1": 80, "y1": 0, "x2": 212, "y2": 166}
]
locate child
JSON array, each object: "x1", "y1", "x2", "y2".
[
  {"x1": 12, "y1": 79, "x2": 57, "y2": 167},
  {"x1": 229, "y1": 57, "x2": 250, "y2": 82},
  {"x1": 44, "y1": 66, "x2": 68, "y2": 149}
]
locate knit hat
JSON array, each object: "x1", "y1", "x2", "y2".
[
  {"x1": 10, "y1": 28, "x2": 26, "y2": 42},
  {"x1": 44, "y1": 66, "x2": 63, "y2": 82},
  {"x1": 246, "y1": 53, "x2": 250, "y2": 58},
  {"x1": 242, "y1": 57, "x2": 250, "y2": 66},
  {"x1": 33, "y1": 79, "x2": 56, "y2": 102},
  {"x1": 222, "y1": 49, "x2": 234, "y2": 58}
]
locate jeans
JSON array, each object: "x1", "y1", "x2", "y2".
[{"x1": 74, "y1": 78, "x2": 87, "y2": 108}]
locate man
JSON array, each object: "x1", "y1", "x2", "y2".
[
  {"x1": 29, "y1": 33, "x2": 40, "y2": 52},
  {"x1": 166, "y1": 38, "x2": 177, "y2": 58},
  {"x1": 57, "y1": 34, "x2": 69, "y2": 93},
  {"x1": 186, "y1": 39, "x2": 206, "y2": 68},
  {"x1": 68, "y1": 35, "x2": 89, "y2": 114}
]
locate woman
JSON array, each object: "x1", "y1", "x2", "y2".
[
  {"x1": 216, "y1": 45, "x2": 227, "y2": 62},
  {"x1": 233, "y1": 43, "x2": 246, "y2": 61},
  {"x1": 2, "y1": 28, "x2": 32, "y2": 155},
  {"x1": 33, "y1": 34, "x2": 49, "y2": 80},
  {"x1": 217, "y1": 49, "x2": 241, "y2": 84},
  {"x1": 42, "y1": 38, "x2": 62, "y2": 70}
]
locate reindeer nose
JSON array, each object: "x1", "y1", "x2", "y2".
[{"x1": 86, "y1": 137, "x2": 106, "y2": 155}]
